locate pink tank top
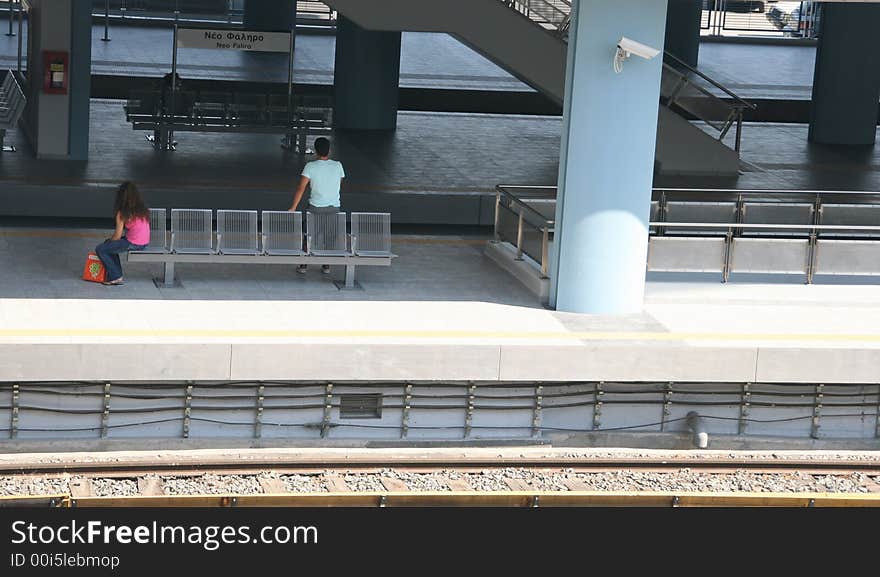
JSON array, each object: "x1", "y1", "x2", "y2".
[{"x1": 125, "y1": 216, "x2": 150, "y2": 246}]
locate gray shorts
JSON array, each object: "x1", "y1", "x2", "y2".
[{"x1": 308, "y1": 204, "x2": 340, "y2": 214}]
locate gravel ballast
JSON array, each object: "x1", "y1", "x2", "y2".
[{"x1": 0, "y1": 468, "x2": 877, "y2": 496}]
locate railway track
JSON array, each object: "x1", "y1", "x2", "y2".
[{"x1": 2, "y1": 448, "x2": 880, "y2": 506}]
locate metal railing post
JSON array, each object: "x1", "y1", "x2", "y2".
[
  {"x1": 722, "y1": 226, "x2": 733, "y2": 283},
  {"x1": 658, "y1": 189, "x2": 668, "y2": 236},
  {"x1": 540, "y1": 226, "x2": 549, "y2": 278},
  {"x1": 6, "y1": 0, "x2": 14, "y2": 36},
  {"x1": 493, "y1": 189, "x2": 501, "y2": 242},
  {"x1": 806, "y1": 229, "x2": 817, "y2": 285},
  {"x1": 102, "y1": 0, "x2": 111, "y2": 42},
  {"x1": 16, "y1": 0, "x2": 22, "y2": 74},
  {"x1": 734, "y1": 110, "x2": 743, "y2": 154},
  {"x1": 515, "y1": 211, "x2": 525, "y2": 260}
]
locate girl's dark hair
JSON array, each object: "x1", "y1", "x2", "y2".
[{"x1": 114, "y1": 181, "x2": 150, "y2": 221}]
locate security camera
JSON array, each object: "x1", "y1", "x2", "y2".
[
  {"x1": 613, "y1": 36, "x2": 661, "y2": 73},
  {"x1": 617, "y1": 36, "x2": 660, "y2": 60}
]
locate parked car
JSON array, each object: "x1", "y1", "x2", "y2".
[{"x1": 766, "y1": 1, "x2": 821, "y2": 37}]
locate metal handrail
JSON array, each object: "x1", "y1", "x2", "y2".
[
  {"x1": 494, "y1": 185, "x2": 880, "y2": 283},
  {"x1": 662, "y1": 52, "x2": 756, "y2": 111},
  {"x1": 495, "y1": 0, "x2": 754, "y2": 153},
  {"x1": 495, "y1": 185, "x2": 556, "y2": 227},
  {"x1": 500, "y1": 184, "x2": 880, "y2": 201},
  {"x1": 657, "y1": 188, "x2": 880, "y2": 198},
  {"x1": 503, "y1": 0, "x2": 570, "y2": 32},
  {"x1": 649, "y1": 222, "x2": 880, "y2": 232}
]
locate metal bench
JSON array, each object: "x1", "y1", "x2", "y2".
[
  {"x1": 217, "y1": 210, "x2": 259, "y2": 255},
  {"x1": 128, "y1": 209, "x2": 395, "y2": 289},
  {"x1": 142, "y1": 208, "x2": 168, "y2": 253},
  {"x1": 170, "y1": 208, "x2": 214, "y2": 254},
  {"x1": 124, "y1": 89, "x2": 333, "y2": 152},
  {"x1": 0, "y1": 70, "x2": 26, "y2": 152},
  {"x1": 262, "y1": 211, "x2": 305, "y2": 256},
  {"x1": 351, "y1": 212, "x2": 393, "y2": 257}
]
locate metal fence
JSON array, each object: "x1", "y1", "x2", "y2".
[
  {"x1": 89, "y1": 0, "x2": 334, "y2": 26},
  {"x1": 703, "y1": 1, "x2": 821, "y2": 39},
  {"x1": 494, "y1": 185, "x2": 880, "y2": 284}
]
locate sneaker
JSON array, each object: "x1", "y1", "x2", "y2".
[
  {"x1": 102, "y1": 278, "x2": 124, "y2": 286},
  {"x1": 321, "y1": 265, "x2": 331, "y2": 274},
  {"x1": 297, "y1": 265, "x2": 307, "y2": 274}
]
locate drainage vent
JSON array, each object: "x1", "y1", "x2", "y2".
[{"x1": 340, "y1": 394, "x2": 383, "y2": 419}]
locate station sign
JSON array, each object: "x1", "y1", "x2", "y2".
[{"x1": 176, "y1": 28, "x2": 291, "y2": 53}]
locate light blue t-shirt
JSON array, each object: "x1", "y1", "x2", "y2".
[{"x1": 302, "y1": 159, "x2": 345, "y2": 207}]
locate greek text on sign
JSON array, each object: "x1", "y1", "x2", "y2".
[{"x1": 176, "y1": 28, "x2": 291, "y2": 53}]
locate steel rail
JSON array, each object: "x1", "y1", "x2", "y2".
[
  {"x1": 4, "y1": 457, "x2": 880, "y2": 476},
  {"x1": 3, "y1": 492, "x2": 880, "y2": 508}
]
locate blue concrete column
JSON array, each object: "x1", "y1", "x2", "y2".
[
  {"x1": 809, "y1": 3, "x2": 880, "y2": 145},
  {"x1": 664, "y1": 0, "x2": 701, "y2": 68},
  {"x1": 550, "y1": 0, "x2": 667, "y2": 314},
  {"x1": 333, "y1": 15, "x2": 401, "y2": 131},
  {"x1": 244, "y1": 0, "x2": 295, "y2": 31}
]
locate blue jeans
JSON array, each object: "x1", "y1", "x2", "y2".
[{"x1": 95, "y1": 237, "x2": 147, "y2": 282}]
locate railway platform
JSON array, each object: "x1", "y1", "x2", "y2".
[{"x1": 0, "y1": 223, "x2": 878, "y2": 387}]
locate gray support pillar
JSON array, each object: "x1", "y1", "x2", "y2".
[
  {"x1": 22, "y1": 0, "x2": 91, "y2": 160},
  {"x1": 68, "y1": 0, "x2": 91, "y2": 161},
  {"x1": 664, "y1": 0, "x2": 701, "y2": 68},
  {"x1": 333, "y1": 15, "x2": 401, "y2": 131},
  {"x1": 549, "y1": 0, "x2": 667, "y2": 314},
  {"x1": 809, "y1": 3, "x2": 880, "y2": 146},
  {"x1": 244, "y1": 0, "x2": 295, "y2": 31}
]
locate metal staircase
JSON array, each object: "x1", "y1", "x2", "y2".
[{"x1": 325, "y1": 0, "x2": 752, "y2": 176}]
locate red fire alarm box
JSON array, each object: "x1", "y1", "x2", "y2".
[{"x1": 43, "y1": 51, "x2": 69, "y2": 94}]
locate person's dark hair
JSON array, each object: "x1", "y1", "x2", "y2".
[
  {"x1": 314, "y1": 137, "x2": 331, "y2": 157},
  {"x1": 114, "y1": 181, "x2": 150, "y2": 221}
]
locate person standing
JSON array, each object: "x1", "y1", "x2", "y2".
[
  {"x1": 289, "y1": 137, "x2": 345, "y2": 274},
  {"x1": 95, "y1": 182, "x2": 151, "y2": 286}
]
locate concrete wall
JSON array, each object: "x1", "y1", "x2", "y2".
[{"x1": 4, "y1": 381, "x2": 879, "y2": 442}]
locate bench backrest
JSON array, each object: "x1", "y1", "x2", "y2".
[
  {"x1": 351, "y1": 212, "x2": 392, "y2": 256},
  {"x1": 141, "y1": 208, "x2": 168, "y2": 253},
  {"x1": 306, "y1": 211, "x2": 348, "y2": 256},
  {"x1": 261, "y1": 211, "x2": 304, "y2": 255},
  {"x1": 171, "y1": 209, "x2": 214, "y2": 254},
  {"x1": 217, "y1": 210, "x2": 259, "y2": 255}
]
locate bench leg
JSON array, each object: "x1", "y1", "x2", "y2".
[
  {"x1": 151, "y1": 261, "x2": 180, "y2": 288},
  {"x1": 334, "y1": 265, "x2": 361, "y2": 290}
]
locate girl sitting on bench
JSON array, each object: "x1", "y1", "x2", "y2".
[{"x1": 95, "y1": 182, "x2": 151, "y2": 286}]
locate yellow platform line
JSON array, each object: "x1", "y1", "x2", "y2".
[{"x1": 0, "y1": 328, "x2": 878, "y2": 342}]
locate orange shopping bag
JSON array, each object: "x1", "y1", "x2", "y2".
[{"x1": 82, "y1": 252, "x2": 106, "y2": 283}]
